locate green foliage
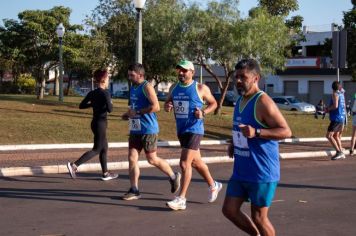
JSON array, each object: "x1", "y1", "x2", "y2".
[
  {"x1": 343, "y1": 2, "x2": 356, "y2": 80},
  {"x1": 143, "y1": 0, "x2": 186, "y2": 84},
  {"x1": 259, "y1": 0, "x2": 298, "y2": 16},
  {"x1": 239, "y1": 7, "x2": 290, "y2": 73},
  {"x1": 0, "y1": 6, "x2": 85, "y2": 98},
  {"x1": 285, "y1": 15, "x2": 304, "y2": 33},
  {"x1": 0, "y1": 81, "x2": 20, "y2": 94},
  {"x1": 91, "y1": 0, "x2": 186, "y2": 85},
  {"x1": 92, "y1": 0, "x2": 136, "y2": 79},
  {"x1": 16, "y1": 73, "x2": 36, "y2": 94}
]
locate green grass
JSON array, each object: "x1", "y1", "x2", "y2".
[{"x1": 0, "y1": 94, "x2": 352, "y2": 145}]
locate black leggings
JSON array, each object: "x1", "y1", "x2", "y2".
[{"x1": 74, "y1": 119, "x2": 108, "y2": 173}]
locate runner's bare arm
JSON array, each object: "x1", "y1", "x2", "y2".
[
  {"x1": 164, "y1": 83, "x2": 177, "y2": 112},
  {"x1": 138, "y1": 83, "x2": 160, "y2": 114},
  {"x1": 198, "y1": 84, "x2": 217, "y2": 115},
  {"x1": 255, "y1": 94, "x2": 292, "y2": 140}
]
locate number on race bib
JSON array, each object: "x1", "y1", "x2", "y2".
[
  {"x1": 232, "y1": 130, "x2": 249, "y2": 149},
  {"x1": 129, "y1": 119, "x2": 141, "y2": 131}
]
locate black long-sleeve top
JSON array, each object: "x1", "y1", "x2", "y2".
[{"x1": 79, "y1": 88, "x2": 113, "y2": 120}]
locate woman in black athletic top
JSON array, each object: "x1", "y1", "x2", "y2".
[{"x1": 66, "y1": 69, "x2": 118, "y2": 181}]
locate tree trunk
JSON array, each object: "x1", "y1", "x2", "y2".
[
  {"x1": 0, "y1": 70, "x2": 3, "y2": 84},
  {"x1": 214, "y1": 100, "x2": 224, "y2": 115},
  {"x1": 66, "y1": 72, "x2": 72, "y2": 96},
  {"x1": 37, "y1": 67, "x2": 46, "y2": 100},
  {"x1": 37, "y1": 77, "x2": 45, "y2": 100}
]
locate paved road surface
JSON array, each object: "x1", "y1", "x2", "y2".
[{"x1": 1, "y1": 157, "x2": 356, "y2": 236}]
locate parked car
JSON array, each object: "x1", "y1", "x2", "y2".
[
  {"x1": 157, "y1": 91, "x2": 168, "y2": 101},
  {"x1": 213, "y1": 90, "x2": 237, "y2": 106},
  {"x1": 112, "y1": 90, "x2": 129, "y2": 99},
  {"x1": 272, "y1": 96, "x2": 316, "y2": 112}
]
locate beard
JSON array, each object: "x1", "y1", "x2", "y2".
[
  {"x1": 237, "y1": 88, "x2": 245, "y2": 96},
  {"x1": 178, "y1": 75, "x2": 187, "y2": 83}
]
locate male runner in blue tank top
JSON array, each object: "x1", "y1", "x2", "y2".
[
  {"x1": 121, "y1": 63, "x2": 181, "y2": 200},
  {"x1": 164, "y1": 59, "x2": 223, "y2": 210},
  {"x1": 222, "y1": 59, "x2": 291, "y2": 236},
  {"x1": 325, "y1": 81, "x2": 346, "y2": 160}
]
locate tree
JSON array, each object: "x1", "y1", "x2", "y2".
[
  {"x1": 343, "y1": 0, "x2": 356, "y2": 79},
  {"x1": 0, "y1": 7, "x2": 82, "y2": 99},
  {"x1": 182, "y1": 1, "x2": 291, "y2": 114},
  {"x1": 62, "y1": 25, "x2": 112, "y2": 94},
  {"x1": 181, "y1": 0, "x2": 241, "y2": 114},
  {"x1": 91, "y1": 0, "x2": 136, "y2": 80},
  {"x1": 259, "y1": 0, "x2": 298, "y2": 16},
  {"x1": 92, "y1": 0, "x2": 185, "y2": 88}
]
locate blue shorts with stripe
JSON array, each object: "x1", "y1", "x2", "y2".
[{"x1": 226, "y1": 179, "x2": 278, "y2": 207}]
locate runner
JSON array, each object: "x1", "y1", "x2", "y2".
[
  {"x1": 326, "y1": 81, "x2": 346, "y2": 160},
  {"x1": 222, "y1": 59, "x2": 291, "y2": 236},
  {"x1": 121, "y1": 63, "x2": 181, "y2": 200},
  {"x1": 164, "y1": 59, "x2": 222, "y2": 210},
  {"x1": 67, "y1": 69, "x2": 118, "y2": 181}
]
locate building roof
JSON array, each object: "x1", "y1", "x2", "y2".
[
  {"x1": 193, "y1": 64, "x2": 226, "y2": 78},
  {"x1": 276, "y1": 68, "x2": 350, "y2": 76},
  {"x1": 299, "y1": 31, "x2": 332, "y2": 47}
]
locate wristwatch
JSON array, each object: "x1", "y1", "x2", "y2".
[{"x1": 255, "y1": 128, "x2": 261, "y2": 137}]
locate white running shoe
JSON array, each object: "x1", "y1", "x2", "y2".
[
  {"x1": 101, "y1": 172, "x2": 119, "y2": 181},
  {"x1": 208, "y1": 181, "x2": 223, "y2": 203},
  {"x1": 66, "y1": 162, "x2": 77, "y2": 179},
  {"x1": 166, "y1": 196, "x2": 186, "y2": 210}
]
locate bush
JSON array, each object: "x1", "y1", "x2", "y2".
[
  {"x1": 16, "y1": 74, "x2": 36, "y2": 94},
  {"x1": 0, "y1": 81, "x2": 20, "y2": 94}
]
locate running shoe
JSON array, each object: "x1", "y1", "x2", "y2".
[
  {"x1": 169, "y1": 172, "x2": 181, "y2": 194},
  {"x1": 122, "y1": 188, "x2": 141, "y2": 200},
  {"x1": 101, "y1": 172, "x2": 119, "y2": 181},
  {"x1": 331, "y1": 152, "x2": 346, "y2": 160},
  {"x1": 166, "y1": 196, "x2": 186, "y2": 210},
  {"x1": 66, "y1": 162, "x2": 77, "y2": 179},
  {"x1": 208, "y1": 181, "x2": 223, "y2": 203}
]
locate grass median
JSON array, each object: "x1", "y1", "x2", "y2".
[{"x1": 0, "y1": 94, "x2": 352, "y2": 145}]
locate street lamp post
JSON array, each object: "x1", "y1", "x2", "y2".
[
  {"x1": 56, "y1": 23, "x2": 65, "y2": 102},
  {"x1": 133, "y1": 0, "x2": 146, "y2": 63}
]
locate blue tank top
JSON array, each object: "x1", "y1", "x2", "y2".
[
  {"x1": 231, "y1": 91, "x2": 280, "y2": 183},
  {"x1": 129, "y1": 80, "x2": 159, "y2": 134},
  {"x1": 329, "y1": 91, "x2": 346, "y2": 123},
  {"x1": 171, "y1": 80, "x2": 204, "y2": 135}
]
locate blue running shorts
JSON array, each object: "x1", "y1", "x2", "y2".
[{"x1": 226, "y1": 179, "x2": 278, "y2": 207}]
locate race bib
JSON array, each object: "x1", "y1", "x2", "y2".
[
  {"x1": 174, "y1": 100, "x2": 189, "y2": 118},
  {"x1": 129, "y1": 118, "x2": 141, "y2": 131},
  {"x1": 232, "y1": 130, "x2": 249, "y2": 149}
]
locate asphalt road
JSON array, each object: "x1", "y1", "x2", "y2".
[{"x1": 1, "y1": 157, "x2": 356, "y2": 236}]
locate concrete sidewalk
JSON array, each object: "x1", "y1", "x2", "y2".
[{"x1": 0, "y1": 138, "x2": 352, "y2": 177}]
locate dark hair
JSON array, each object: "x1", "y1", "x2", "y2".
[
  {"x1": 332, "y1": 81, "x2": 340, "y2": 91},
  {"x1": 128, "y1": 63, "x2": 145, "y2": 75},
  {"x1": 93, "y1": 69, "x2": 108, "y2": 84},
  {"x1": 235, "y1": 59, "x2": 261, "y2": 76}
]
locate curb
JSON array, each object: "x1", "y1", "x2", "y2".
[
  {"x1": 0, "y1": 151, "x2": 336, "y2": 177},
  {"x1": 0, "y1": 156, "x2": 233, "y2": 177},
  {"x1": 0, "y1": 137, "x2": 353, "y2": 151},
  {"x1": 0, "y1": 140, "x2": 228, "y2": 151},
  {"x1": 0, "y1": 138, "x2": 345, "y2": 177}
]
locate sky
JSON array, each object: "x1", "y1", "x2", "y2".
[{"x1": 0, "y1": 0, "x2": 353, "y2": 30}]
